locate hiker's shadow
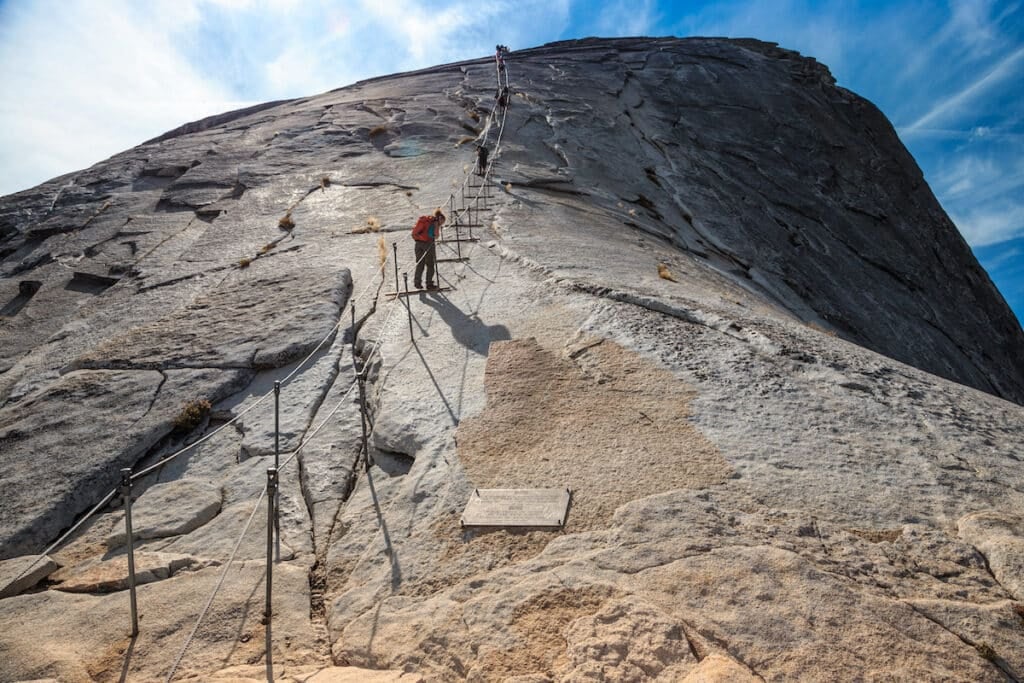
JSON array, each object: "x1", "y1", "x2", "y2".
[{"x1": 421, "y1": 292, "x2": 510, "y2": 355}]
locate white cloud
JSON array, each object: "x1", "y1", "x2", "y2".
[
  {"x1": 951, "y1": 202, "x2": 1024, "y2": 246},
  {"x1": 0, "y1": 0, "x2": 249, "y2": 195}
]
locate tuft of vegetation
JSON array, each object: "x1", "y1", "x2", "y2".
[
  {"x1": 320, "y1": 176, "x2": 331, "y2": 190},
  {"x1": 352, "y1": 216, "x2": 382, "y2": 234},
  {"x1": 368, "y1": 125, "x2": 388, "y2": 138},
  {"x1": 377, "y1": 236, "x2": 387, "y2": 269},
  {"x1": 455, "y1": 136, "x2": 476, "y2": 147},
  {"x1": 279, "y1": 213, "x2": 295, "y2": 230},
  {"x1": 504, "y1": 183, "x2": 512, "y2": 192},
  {"x1": 405, "y1": 190, "x2": 413, "y2": 197},
  {"x1": 238, "y1": 257, "x2": 252, "y2": 269},
  {"x1": 173, "y1": 398, "x2": 212, "y2": 433},
  {"x1": 260, "y1": 243, "x2": 277, "y2": 254},
  {"x1": 468, "y1": 111, "x2": 480, "y2": 122},
  {"x1": 657, "y1": 264, "x2": 678, "y2": 283}
]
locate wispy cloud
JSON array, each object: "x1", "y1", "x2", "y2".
[
  {"x1": 904, "y1": 45, "x2": 1024, "y2": 133},
  {"x1": 591, "y1": 0, "x2": 659, "y2": 37},
  {"x1": 950, "y1": 202, "x2": 1024, "y2": 246}
]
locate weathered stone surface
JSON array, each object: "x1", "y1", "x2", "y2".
[
  {"x1": 2, "y1": 36, "x2": 1024, "y2": 681},
  {"x1": 0, "y1": 553, "x2": 59, "y2": 598},
  {"x1": 0, "y1": 367, "x2": 250, "y2": 559},
  {"x1": 53, "y1": 550, "x2": 202, "y2": 593},
  {"x1": 105, "y1": 478, "x2": 221, "y2": 548},
  {"x1": 0, "y1": 562, "x2": 322, "y2": 682},
  {"x1": 202, "y1": 664, "x2": 424, "y2": 682},
  {"x1": 958, "y1": 511, "x2": 1024, "y2": 601},
  {"x1": 73, "y1": 252, "x2": 351, "y2": 371}
]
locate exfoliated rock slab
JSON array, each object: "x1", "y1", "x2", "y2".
[
  {"x1": 958, "y1": 511, "x2": 1024, "y2": 601},
  {"x1": 106, "y1": 478, "x2": 221, "y2": 549},
  {"x1": 681, "y1": 654, "x2": 760, "y2": 682},
  {"x1": 0, "y1": 367, "x2": 250, "y2": 560},
  {"x1": 54, "y1": 551, "x2": 201, "y2": 593},
  {"x1": 73, "y1": 251, "x2": 351, "y2": 370},
  {"x1": 0, "y1": 554, "x2": 59, "y2": 599},
  {"x1": 555, "y1": 599, "x2": 699, "y2": 681},
  {"x1": 204, "y1": 665, "x2": 424, "y2": 682},
  {"x1": 638, "y1": 545, "x2": 1003, "y2": 681},
  {"x1": 903, "y1": 599, "x2": 1024, "y2": 679},
  {"x1": 0, "y1": 561, "x2": 322, "y2": 682}
]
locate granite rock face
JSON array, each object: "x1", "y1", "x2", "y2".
[{"x1": 1, "y1": 37, "x2": 1023, "y2": 681}]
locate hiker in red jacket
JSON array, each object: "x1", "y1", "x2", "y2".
[{"x1": 412, "y1": 209, "x2": 446, "y2": 290}]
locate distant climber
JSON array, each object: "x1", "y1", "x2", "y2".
[
  {"x1": 412, "y1": 209, "x2": 446, "y2": 290},
  {"x1": 496, "y1": 86, "x2": 509, "y2": 109},
  {"x1": 476, "y1": 144, "x2": 489, "y2": 177}
]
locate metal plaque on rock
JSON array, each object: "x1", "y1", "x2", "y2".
[{"x1": 460, "y1": 488, "x2": 571, "y2": 528}]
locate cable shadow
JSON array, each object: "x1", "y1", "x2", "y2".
[
  {"x1": 366, "y1": 469, "x2": 401, "y2": 592},
  {"x1": 421, "y1": 292, "x2": 510, "y2": 356},
  {"x1": 410, "y1": 340, "x2": 459, "y2": 426},
  {"x1": 118, "y1": 634, "x2": 138, "y2": 683}
]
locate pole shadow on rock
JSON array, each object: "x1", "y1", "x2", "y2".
[
  {"x1": 420, "y1": 291, "x2": 510, "y2": 356},
  {"x1": 118, "y1": 634, "x2": 138, "y2": 683},
  {"x1": 411, "y1": 341, "x2": 459, "y2": 426},
  {"x1": 366, "y1": 470, "x2": 401, "y2": 591}
]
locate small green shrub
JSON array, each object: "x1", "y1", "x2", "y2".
[
  {"x1": 173, "y1": 399, "x2": 211, "y2": 433},
  {"x1": 238, "y1": 257, "x2": 252, "y2": 268}
]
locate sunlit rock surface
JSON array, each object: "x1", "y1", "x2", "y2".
[{"x1": 1, "y1": 37, "x2": 1022, "y2": 681}]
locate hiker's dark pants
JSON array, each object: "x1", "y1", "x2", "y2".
[{"x1": 414, "y1": 240, "x2": 436, "y2": 288}]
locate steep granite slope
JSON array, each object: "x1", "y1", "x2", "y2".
[{"x1": 1, "y1": 37, "x2": 1023, "y2": 681}]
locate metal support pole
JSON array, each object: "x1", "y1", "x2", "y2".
[
  {"x1": 357, "y1": 374, "x2": 370, "y2": 471},
  {"x1": 403, "y1": 273, "x2": 413, "y2": 341},
  {"x1": 391, "y1": 242, "x2": 400, "y2": 295},
  {"x1": 265, "y1": 467, "x2": 277, "y2": 679},
  {"x1": 273, "y1": 381, "x2": 280, "y2": 471},
  {"x1": 120, "y1": 468, "x2": 139, "y2": 637},
  {"x1": 273, "y1": 380, "x2": 281, "y2": 562},
  {"x1": 455, "y1": 222, "x2": 463, "y2": 260}
]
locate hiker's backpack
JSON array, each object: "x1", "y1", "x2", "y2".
[{"x1": 412, "y1": 215, "x2": 434, "y2": 241}]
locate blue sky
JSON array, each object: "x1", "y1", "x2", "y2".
[{"x1": 0, "y1": 0, "x2": 1021, "y2": 322}]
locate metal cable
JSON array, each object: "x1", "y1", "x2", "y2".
[
  {"x1": 7, "y1": 486, "x2": 119, "y2": 586},
  {"x1": 167, "y1": 51, "x2": 515, "y2": 679},
  {"x1": 165, "y1": 485, "x2": 267, "y2": 682}
]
